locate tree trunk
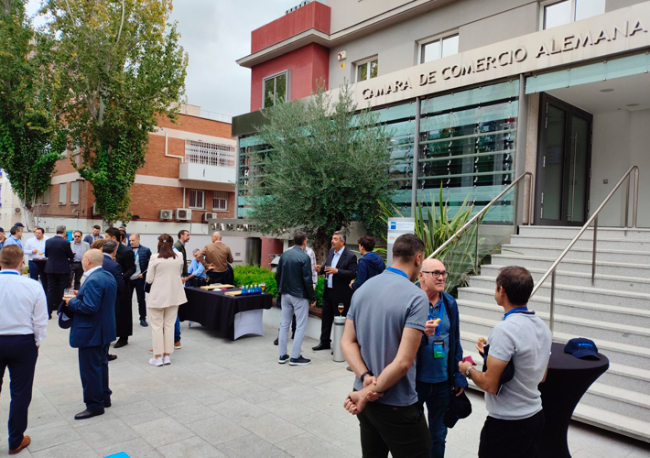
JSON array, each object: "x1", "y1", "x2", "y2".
[
  {"x1": 19, "y1": 202, "x2": 35, "y2": 231},
  {"x1": 313, "y1": 228, "x2": 330, "y2": 265}
]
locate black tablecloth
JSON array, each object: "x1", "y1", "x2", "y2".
[
  {"x1": 178, "y1": 287, "x2": 273, "y2": 340},
  {"x1": 539, "y1": 342, "x2": 609, "y2": 458}
]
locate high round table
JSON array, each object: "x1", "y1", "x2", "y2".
[{"x1": 538, "y1": 342, "x2": 609, "y2": 458}]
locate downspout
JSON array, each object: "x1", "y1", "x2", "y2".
[{"x1": 164, "y1": 131, "x2": 185, "y2": 162}]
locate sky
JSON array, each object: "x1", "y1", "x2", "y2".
[{"x1": 26, "y1": 0, "x2": 301, "y2": 117}]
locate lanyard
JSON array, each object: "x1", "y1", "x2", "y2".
[
  {"x1": 503, "y1": 306, "x2": 533, "y2": 320},
  {"x1": 0, "y1": 271, "x2": 19, "y2": 276},
  {"x1": 386, "y1": 267, "x2": 408, "y2": 279}
]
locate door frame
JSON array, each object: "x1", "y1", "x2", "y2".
[{"x1": 535, "y1": 93, "x2": 593, "y2": 226}]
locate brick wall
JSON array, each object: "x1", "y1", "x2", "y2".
[{"x1": 158, "y1": 114, "x2": 233, "y2": 139}]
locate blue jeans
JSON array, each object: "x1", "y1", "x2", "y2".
[
  {"x1": 28, "y1": 261, "x2": 40, "y2": 281},
  {"x1": 416, "y1": 380, "x2": 450, "y2": 458},
  {"x1": 174, "y1": 317, "x2": 181, "y2": 343}
]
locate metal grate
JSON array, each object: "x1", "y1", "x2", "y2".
[{"x1": 185, "y1": 140, "x2": 236, "y2": 167}]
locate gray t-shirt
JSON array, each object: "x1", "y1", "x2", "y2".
[
  {"x1": 347, "y1": 269, "x2": 428, "y2": 406},
  {"x1": 485, "y1": 312, "x2": 553, "y2": 420}
]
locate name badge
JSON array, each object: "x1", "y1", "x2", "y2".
[{"x1": 433, "y1": 339, "x2": 446, "y2": 359}]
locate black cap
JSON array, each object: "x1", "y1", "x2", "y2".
[
  {"x1": 0, "y1": 227, "x2": 4, "y2": 232},
  {"x1": 443, "y1": 390, "x2": 472, "y2": 428},
  {"x1": 14, "y1": 222, "x2": 24, "y2": 227},
  {"x1": 564, "y1": 338, "x2": 600, "y2": 360},
  {"x1": 57, "y1": 301, "x2": 73, "y2": 329}
]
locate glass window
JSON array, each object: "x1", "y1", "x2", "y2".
[
  {"x1": 263, "y1": 72, "x2": 289, "y2": 108},
  {"x1": 575, "y1": 0, "x2": 605, "y2": 21},
  {"x1": 357, "y1": 58, "x2": 378, "y2": 82},
  {"x1": 189, "y1": 189, "x2": 204, "y2": 209},
  {"x1": 421, "y1": 34, "x2": 459, "y2": 63},
  {"x1": 70, "y1": 181, "x2": 79, "y2": 204},
  {"x1": 41, "y1": 189, "x2": 50, "y2": 205},
  {"x1": 59, "y1": 183, "x2": 67, "y2": 205},
  {"x1": 213, "y1": 191, "x2": 228, "y2": 211},
  {"x1": 544, "y1": 1, "x2": 571, "y2": 29}
]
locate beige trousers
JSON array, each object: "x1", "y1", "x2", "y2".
[{"x1": 149, "y1": 306, "x2": 179, "y2": 357}]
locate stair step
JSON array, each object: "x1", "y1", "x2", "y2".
[
  {"x1": 519, "y1": 226, "x2": 650, "y2": 241},
  {"x1": 491, "y1": 253, "x2": 650, "y2": 277},
  {"x1": 501, "y1": 243, "x2": 650, "y2": 263},
  {"x1": 510, "y1": 234, "x2": 650, "y2": 251},
  {"x1": 572, "y1": 404, "x2": 650, "y2": 443},
  {"x1": 599, "y1": 363, "x2": 650, "y2": 393},
  {"x1": 463, "y1": 278, "x2": 650, "y2": 310},
  {"x1": 581, "y1": 382, "x2": 650, "y2": 422},
  {"x1": 460, "y1": 314, "x2": 650, "y2": 356},
  {"x1": 481, "y1": 264, "x2": 650, "y2": 293}
]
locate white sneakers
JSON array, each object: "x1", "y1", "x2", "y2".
[
  {"x1": 149, "y1": 356, "x2": 171, "y2": 366},
  {"x1": 163, "y1": 356, "x2": 171, "y2": 365}
]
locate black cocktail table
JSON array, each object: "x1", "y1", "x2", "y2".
[{"x1": 539, "y1": 341, "x2": 609, "y2": 458}]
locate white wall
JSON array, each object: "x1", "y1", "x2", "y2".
[{"x1": 629, "y1": 109, "x2": 650, "y2": 228}]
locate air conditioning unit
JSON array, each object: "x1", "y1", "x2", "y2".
[
  {"x1": 175, "y1": 208, "x2": 192, "y2": 221},
  {"x1": 204, "y1": 212, "x2": 217, "y2": 222},
  {"x1": 159, "y1": 209, "x2": 173, "y2": 221}
]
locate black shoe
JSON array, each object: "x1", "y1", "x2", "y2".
[
  {"x1": 289, "y1": 356, "x2": 311, "y2": 366},
  {"x1": 291, "y1": 333, "x2": 295, "y2": 340},
  {"x1": 107, "y1": 354, "x2": 117, "y2": 361},
  {"x1": 114, "y1": 339, "x2": 128, "y2": 349},
  {"x1": 104, "y1": 400, "x2": 111, "y2": 408},
  {"x1": 140, "y1": 319, "x2": 148, "y2": 327},
  {"x1": 312, "y1": 343, "x2": 331, "y2": 351},
  {"x1": 74, "y1": 409, "x2": 104, "y2": 420},
  {"x1": 278, "y1": 354, "x2": 289, "y2": 364},
  {"x1": 274, "y1": 337, "x2": 279, "y2": 346}
]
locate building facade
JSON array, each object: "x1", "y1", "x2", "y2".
[
  {"x1": 0, "y1": 169, "x2": 23, "y2": 229},
  {"x1": 234, "y1": 0, "x2": 650, "y2": 230},
  {"x1": 36, "y1": 106, "x2": 237, "y2": 235}
]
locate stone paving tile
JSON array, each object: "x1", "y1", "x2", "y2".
[{"x1": 2, "y1": 303, "x2": 649, "y2": 458}]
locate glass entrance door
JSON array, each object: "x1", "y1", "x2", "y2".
[{"x1": 536, "y1": 94, "x2": 592, "y2": 226}]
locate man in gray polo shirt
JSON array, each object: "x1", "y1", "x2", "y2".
[
  {"x1": 342, "y1": 234, "x2": 430, "y2": 458},
  {"x1": 459, "y1": 266, "x2": 552, "y2": 458}
]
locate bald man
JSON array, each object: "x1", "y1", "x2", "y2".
[
  {"x1": 415, "y1": 258, "x2": 467, "y2": 458},
  {"x1": 198, "y1": 231, "x2": 233, "y2": 285},
  {"x1": 62, "y1": 249, "x2": 117, "y2": 420}
]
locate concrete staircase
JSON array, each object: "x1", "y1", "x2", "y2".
[{"x1": 457, "y1": 225, "x2": 650, "y2": 443}]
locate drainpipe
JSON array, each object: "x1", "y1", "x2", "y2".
[
  {"x1": 515, "y1": 74, "x2": 529, "y2": 227},
  {"x1": 164, "y1": 131, "x2": 185, "y2": 162}
]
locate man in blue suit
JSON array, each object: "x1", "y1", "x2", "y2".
[
  {"x1": 102, "y1": 241, "x2": 124, "y2": 362},
  {"x1": 62, "y1": 249, "x2": 117, "y2": 420},
  {"x1": 45, "y1": 225, "x2": 74, "y2": 318}
]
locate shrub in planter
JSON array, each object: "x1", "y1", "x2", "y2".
[{"x1": 232, "y1": 265, "x2": 325, "y2": 306}]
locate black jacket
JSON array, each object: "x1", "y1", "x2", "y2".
[
  {"x1": 44, "y1": 235, "x2": 74, "y2": 274},
  {"x1": 115, "y1": 243, "x2": 136, "y2": 282},
  {"x1": 316, "y1": 246, "x2": 357, "y2": 306},
  {"x1": 275, "y1": 246, "x2": 314, "y2": 302},
  {"x1": 102, "y1": 255, "x2": 124, "y2": 291}
]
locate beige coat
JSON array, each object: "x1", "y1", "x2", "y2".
[{"x1": 146, "y1": 253, "x2": 187, "y2": 308}]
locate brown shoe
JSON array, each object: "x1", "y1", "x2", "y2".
[
  {"x1": 174, "y1": 341, "x2": 181, "y2": 349},
  {"x1": 9, "y1": 435, "x2": 30, "y2": 454},
  {"x1": 149, "y1": 349, "x2": 153, "y2": 353}
]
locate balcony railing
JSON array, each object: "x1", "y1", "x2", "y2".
[{"x1": 185, "y1": 140, "x2": 236, "y2": 168}]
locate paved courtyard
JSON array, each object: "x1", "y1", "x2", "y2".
[{"x1": 1, "y1": 310, "x2": 648, "y2": 458}]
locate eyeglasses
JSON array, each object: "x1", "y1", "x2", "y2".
[{"x1": 421, "y1": 271, "x2": 448, "y2": 279}]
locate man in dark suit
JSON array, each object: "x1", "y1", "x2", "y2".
[
  {"x1": 101, "y1": 241, "x2": 124, "y2": 362},
  {"x1": 104, "y1": 228, "x2": 135, "y2": 348},
  {"x1": 129, "y1": 233, "x2": 151, "y2": 327},
  {"x1": 313, "y1": 231, "x2": 358, "y2": 351},
  {"x1": 45, "y1": 225, "x2": 74, "y2": 318},
  {"x1": 62, "y1": 249, "x2": 117, "y2": 420}
]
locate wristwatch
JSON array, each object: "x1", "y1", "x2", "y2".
[
  {"x1": 360, "y1": 371, "x2": 373, "y2": 383},
  {"x1": 465, "y1": 366, "x2": 473, "y2": 379}
]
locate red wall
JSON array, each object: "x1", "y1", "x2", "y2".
[
  {"x1": 251, "y1": 1, "x2": 331, "y2": 54},
  {"x1": 251, "y1": 43, "x2": 330, "y2": 112}
]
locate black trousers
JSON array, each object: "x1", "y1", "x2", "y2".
[
  {"x1": 319, "y1": 289, "x2": 349, "y2": 344},
  {"x1": 0, "y1": 335, "x2": 38, "y2": 450},
  {"x1": 207, "y1": 270, "x2": 228, "y2": 285},
  {"x1": 478, "y1": 410, "x2": 545, "y2": 458},
  {"x1": 357, "y1": 401, "x2": 431, "y2": 458},
  {"x1": 47, "y1": 273, "x2": 70, "y2": 315},
  {"x1": 78, "y1": 344, "x2": 111, "y2": 411},
  {"x1": 70, "y1": 262, "x2": 84, "y2": 290},
  {"x1": 130, "y1": 277, "x2": 147, "y2": 319}
]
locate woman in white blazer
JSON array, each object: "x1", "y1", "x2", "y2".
[{"x1": 146, "y1": 233, "x2": 187, "y2": 366}]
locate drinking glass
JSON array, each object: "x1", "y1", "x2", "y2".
[{"x1": 338, "y1": 303, "x2": 344, "y2": 315}]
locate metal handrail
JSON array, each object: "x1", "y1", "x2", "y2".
[
  {"x1": 427, "y1": 172, "x2": 535, "y2": 274},
  {"x1": 530, "y1": 165, "x2": 640, "y2": 332}
]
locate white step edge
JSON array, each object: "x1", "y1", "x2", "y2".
[
  {"x1": 588, "y1": 381, "x2": 650, "y2": 410},
  {"x1": 466, "y1": 278, "x2": 650, "y2": 303},
  {"x1": 459, "y1": 287, "x2": 650, "y2": 318},
  {"x1": 458, "y1": 299, "x2": 650, "y2": 337},
  {"x1": 483, "y1": 264, "x2": 650, "y2": 285},
  {"x1": 513, "y1": 234, "x2": 650, "y2": 243},
  {"x1": 503, "y1": 243, "x2": 650, "y2": 256},
  {"x1": 491, "y1": 254, "x2": 650, "y2": 270},
  {"x1": 460, "y1": 319, "x2": 650, "y2": 359},
  {"x1": 522, "y1": 225, "x2": 650, "y2": 233},
  {"x1": 608, "y1": 363, "x2": 650, "y2": 383},
  {"x1": 572, "y1": 404, "x2": 650, "y2": 443}
]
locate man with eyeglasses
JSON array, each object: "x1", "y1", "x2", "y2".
[
  {"x1": 70, "y1": 231, "x2": 90, "y2": 290},
  {"x1": 416, "y1": 258, "x2": 467, "y2": 458}
]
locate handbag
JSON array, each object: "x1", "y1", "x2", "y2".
[{"x1": 145, "y1": 282, "x2": 152, "y2": 293}]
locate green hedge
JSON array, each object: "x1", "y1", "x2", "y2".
[{"x1": 233, "y1": 265, "x2": 325, "y2": 306}]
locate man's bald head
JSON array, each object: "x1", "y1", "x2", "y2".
[
  {"x1": 419, "y1": 257, "x2": 447, "y2": 299},
  {"x1": 83, "y1": 249, "x2": 104, "y2": 271},
  {"x1": 422, "y1": 258, "x2": 445, "y2": 272},
  {"x1": 212, "y1": 231, "x2": 222, "y2": 242}
]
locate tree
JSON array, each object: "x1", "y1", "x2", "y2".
[
  {"x1": 249, "y1": 85, "x2": 394, "y2": 262},
  {"x1": 0, "y1": 0, "x2": 65, "y2": 230},
  {"x1": 43, "y1": 0, "x2": 188, "y2": 225}
]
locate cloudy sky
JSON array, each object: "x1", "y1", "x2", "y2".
[{"x1": 26, "y1": 0, "x2": 300, "y2": 117}]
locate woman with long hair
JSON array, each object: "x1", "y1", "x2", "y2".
[{"x1": 146, "y1": 234, "x2": 187, "y2": 366}]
